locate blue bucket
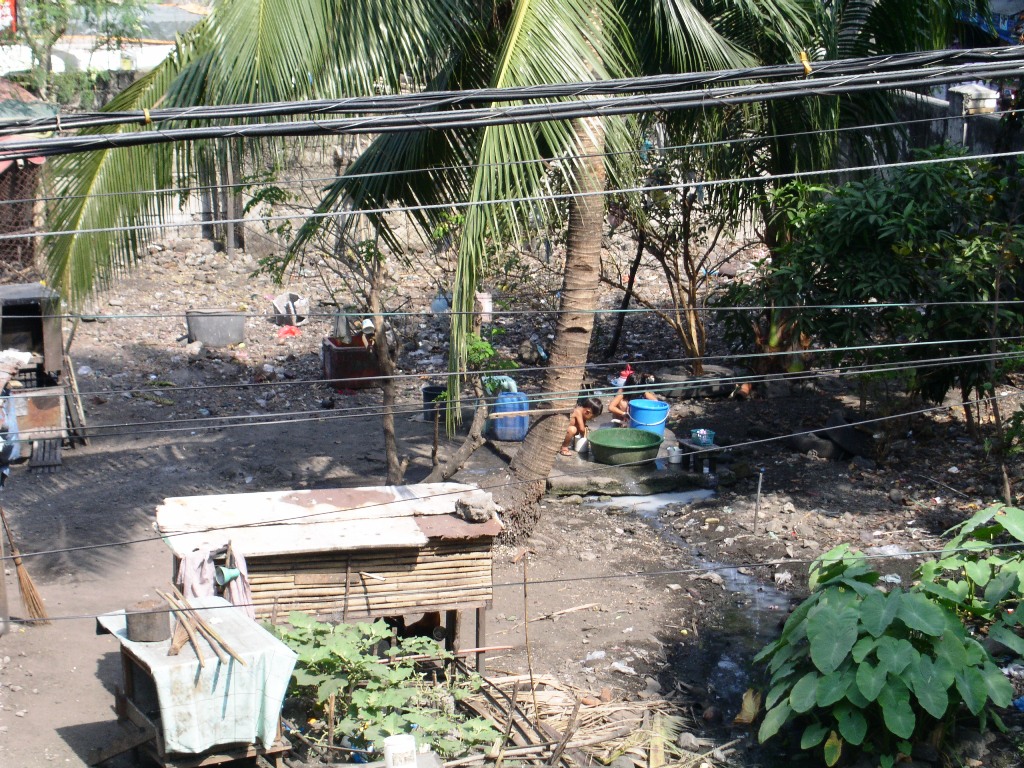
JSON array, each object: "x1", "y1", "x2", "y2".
[{"x1": 628, "y1": 399, "x2": 669, "y2": 437}]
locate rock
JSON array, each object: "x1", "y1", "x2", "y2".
[
  {"x1": 563, "y1": 495, "x2": 584, "y2": 505},
  {"x1": 610, "y1": 758, "x2": 635, "y2": 768},
  {"x1": 677, "y1": 732, "x2": 701, "y2": 752},
  {"x1": 889, "y1": 488, "x2": 905, "y2": 504},
  {"x1": 579, "y1": 551, "x2": 597, "y2": 562},
  {"x1": 782, "y1": 501, "x2": 796, "y2": 514},
  {"x1": 454, "y1": 496, "x2": 497, "y2": 523},
  {"x1": 185, "y1": 341, "x2": 204, "y2": 357}
]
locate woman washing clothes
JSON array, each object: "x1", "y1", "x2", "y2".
[{"x1": 608, "y1": 371, "x2": 658, "y2": 424}]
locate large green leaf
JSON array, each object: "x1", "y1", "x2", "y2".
[
  {"x1": 989, "y1": 623, "x2": 1024, "y2": 656},
  {"x1": 954, "y1": 667, "x2": 989, "y2": 715},
  {"x1": 907, "y1": 656, "x2": 950, "y2": 719},
  {"x1": 877, "y1": 682, "x2": 916, "y2": 740},
  {"x1": 834, "y1": 702, "x2": 868, "y2": 746},
  {"x1": 876, "y1": 636, "x2": 916, "y2": 676},
  {"x1": 789, "y1": 671, "x2": 820, "y2": 713},
  {"x1": 854, "y1": 660, "x2": 887, "y2": 702},
  {"x1": 982, "y1": 663, "x2": 1014, "y2": 708},
  {"x1": 996, "y1": 505, "x2": 1024, "y2": 541},
  {"x1": 860, "y1": 589, "x2": 901, "y2": 638},
  {"x1": 806, "y1": 603, "x2": 859, "y2": 675},
  {"x1": 758, "y1": 701, "x2": 793, "y2": 743},
  {"x1": 824, "y1": 730, "x2": 843, "y2": 767},
  {"x1": 800, "y1": 722, "x2": 829, "y2": 749},
  {"x1": 896, "y1": 592, "x2": 948, "y2": 636},
  {"x1": 816, "y1": 669, "x2": 852, "y2": 707}
]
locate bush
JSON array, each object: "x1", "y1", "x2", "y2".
[
  {"x1": 756, "y1": 545, "x2": 1013, "y2": 767},
  {"x1": 274, "y1": 613, "x2": 499, "y2": 757}
]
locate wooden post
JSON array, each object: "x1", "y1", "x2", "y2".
[
  {"x1": 475, "y1": 607, "x2": 486, "y2": 673},
  {"x1": 0, "y1": 524, "x2": 9, "y2": 636}
]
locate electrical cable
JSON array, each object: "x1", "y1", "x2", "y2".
[
  {"x1": 2, "y1": 46, "x2": 1020, "y2": 136},
  {"x1": 6, "y1": 57, "x2": 1024, "y2": 160},
  {"x1": 10, "y1": 341, "x2": 1021, "y2": 445},
  {"x1": 1, "y1": 103, "x2": 1016, "y2": 210},
  {"x1": 2, "y1": 387, "x2": 1017, "y2": 564},
  {"x1": 10, "y1": 147, "x2": 1024, "y2": 243},
  {"x1": 9, "y1": 538, "x2": 1022, "y2": 626},
  {"x1": 63, "y1": 330, "x2": 1024, "y2": 401}
]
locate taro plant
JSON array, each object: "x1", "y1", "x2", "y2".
[
  {"x1": 916, "y1": 504, "x2": 1024, "y2": 658},
  {"x1": 756, "y1": 545, "x2": 1013, "y2": 767},
  {"x1": 274, "y1": 613, "x2": 499, "y2": 757}
]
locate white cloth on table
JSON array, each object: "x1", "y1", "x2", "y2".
[
  {"x1": 97, "y1": 596, "x2": 297, "y2": 754},
  {"x1": 177, "y1": 549, "x2": 216, "y2": 599},
  {"x1": 225, "y1": 547, "x2": 255, "y2": 620}
]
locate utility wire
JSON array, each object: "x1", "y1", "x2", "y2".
[
  {"x1": 2, "y1": 387, "x2": 1017, "y2": 564},
  {"x1": 3, "y1": 46, "x2": 1020, "y2": 137},
  {"x1": 65, "y1": 330, "x2": 1024, "y2": 400},
  {"x1": 10, "y1": 147, "x2": 1024, "y2": 242},
  {"x1": 13, "y1": 540, "x2": 1017, "y2": 625},
  {"x1": 4, "y1": 104, "x2": 1017, "y2": 210},
  {"x1": 4, "y1": 49, "x2": 1024, "y2": 159},
  {"x1": 50, "y1": 347, "x2": 1024, "y2": 445}
]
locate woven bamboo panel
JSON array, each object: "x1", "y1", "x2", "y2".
[{"x1": 246, "y1": 541, "x2": 494, "y2": 623}]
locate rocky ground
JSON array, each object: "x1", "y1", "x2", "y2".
[{"x1": 1, "y1": 229, "x2": 1023, "y2": 767}]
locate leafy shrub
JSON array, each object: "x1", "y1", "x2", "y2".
[
  {"x1": 756, "y1": 545, "x2": 1013, "y2": 767},
  {"x1": 916, "y1": 504, "x2": 1024, "y2": 658},
  {"x1": 274, "y1": 613, "x2": 499, "y2": 757}
]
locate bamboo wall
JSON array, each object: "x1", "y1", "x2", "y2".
[{"x1": 245, "y1": 540, "x2": 494, "y2": 623}]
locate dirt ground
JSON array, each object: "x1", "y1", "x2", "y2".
[{"x1": 1, "y1": 232, "x2": 1023, "y2": 767}]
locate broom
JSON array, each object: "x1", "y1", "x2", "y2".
[{"x1": 0, "y1": 505, "x2": 49, "y2": 624}]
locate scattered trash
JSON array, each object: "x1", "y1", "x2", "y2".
[
  {"x1": 1013, "y1": 696, "x2": 1024, "y2": 712},
  {"x1": 864, "y1": 544, "x2": 913, "y2": 560},
  {"x1": 690, "y1": 571, "x2": 725, "y2": 586},
  {"x1": 584, "y1": 650, "x2": 606, "y2": 663},
  {"x1": 610, "y1": 661, "x2": 637, "y2": 675},
  {"x1": 271, "y1": 291, "x2": 309, "y2": 326},
  {"x1": 277, "y1": 326, "x2": 301, "y2": 339},
  {"x1": 773, "y1": 570, "x2": 793, "y2": 587},
  {"x1": 77, "y1": 365, "x2": 93, "y2": 376},
  {"x1": 948, "y1": 466, "x2": 960, "y2": 474},
  {"x1": 880, "y1": 573, "x2": 902, "y2": 585}
]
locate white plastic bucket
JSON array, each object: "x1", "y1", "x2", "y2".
[{"x1": 384, "y1": 734, "x2": 417, "y2": 768}]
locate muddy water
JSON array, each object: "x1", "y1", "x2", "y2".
[{"x1": 587, "y1": 491, "x2": 792, "y2": 710}]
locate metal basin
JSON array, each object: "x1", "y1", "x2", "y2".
[{"x1": 587, "y1": 427, "x2": 663, "y2": 466}]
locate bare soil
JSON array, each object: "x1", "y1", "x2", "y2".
[{"x1": 1, "y1": 234, "x2": 1022, "y2": 767}]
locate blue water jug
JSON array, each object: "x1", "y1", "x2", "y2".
[{"x1": 492, "y1": 392, "x2": 529, "y2": 441}]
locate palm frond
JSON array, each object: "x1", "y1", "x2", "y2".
[{"x1": 44, "y1": 29, "x2": 207, "y2": 307}]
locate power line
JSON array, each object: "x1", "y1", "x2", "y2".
[
  {"x1": 3, "y1": 104, "x2": 1015, "y2": 210},
  {"x1": 10, "y1": 147, "x2": 1024, "y2": 243},
  {"x1": 3, "y1": 387, "x2": 1017, "y2": 564},
  {"x1": 5, "y1": 50, "x2": 1024, "y2": 159},
  {"x1": 3, "y1": 47, "x2": 1019, "y2": 138},
  {"x1": 12, "y1": 540, "x2": 1013, "y2": 625}
]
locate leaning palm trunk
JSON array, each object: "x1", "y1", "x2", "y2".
[{"x1": 495, "y1": 117, "x2": 605, "y2": 542}]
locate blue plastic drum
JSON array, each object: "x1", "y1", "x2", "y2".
[{"x1": 492, "y1": 392, "x2": 529, "y2": 441}]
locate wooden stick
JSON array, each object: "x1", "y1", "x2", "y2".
[
  {"x1": 161, "y1": 591, "x2": 229, "y2": 664},
  {"x1": 169, "y1": 585, "x2": 247, "y2": 666},
  {"x1": 492, "y1": 680, "x2": 520, "y2": 768},
  {"x1": 157, "y1": 591, "x2": 204, "y2": 667},
  {"x1": 489, "y1": 407, "x2": 571, "y2": 419},
  {"x1": 546, "y1": 698, "x2": 580, "y2": 768}
]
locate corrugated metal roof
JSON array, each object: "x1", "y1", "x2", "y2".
[
  {"x1": 157, "y1": 482, "x2": 502, "y2": 557},
  {"x1": 0, "y1": 80, "x2": 58, "y2": 121}
]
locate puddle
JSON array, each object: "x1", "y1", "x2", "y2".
[{"x1": 587, "y1": 490, "x2": 792, "y2": 709}]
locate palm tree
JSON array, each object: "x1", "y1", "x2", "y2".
[{"x1": 44, "y1": 0, "x2": 830, "y2": 537}]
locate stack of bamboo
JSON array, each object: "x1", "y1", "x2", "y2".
[{"x1": 457, "y1": 674, "x2": 729, "y2": 768}]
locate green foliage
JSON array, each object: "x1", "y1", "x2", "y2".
[
  {"x1": 720, "y1": 149, "x2": 1024, "y2": 404},
  {"x1": 916, "y1": 504, "x2": 1024, "y2": 658},
  {"x1": 756, "y1": 545, "x2": 1014, "y2": 766},
  {"x1": 273, "y1": 614, "x2": 499, "y2": 757}
]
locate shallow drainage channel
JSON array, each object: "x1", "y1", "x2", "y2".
[{"x1": 585, "y1": 490, "x2": 792, "y2": 709}]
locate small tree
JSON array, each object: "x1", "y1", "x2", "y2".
[{"x1": 11, "y1": 0, "x2": 148, "y2": 100}]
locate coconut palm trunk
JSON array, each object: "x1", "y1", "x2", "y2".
[{"x1": 495, "y1": 117, "x2": 605, "y2": 541}]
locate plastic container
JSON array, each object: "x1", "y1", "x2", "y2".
[
  {"x1": 667, "y1": 446, "x2": 683, "y2": 464},
  {"x1": 691, "y1": 428, "x2": 716, "y2": 446},
  {"x1": 322, "y1": 336, "x2": 382, "y2": 390},
  {"x1": 587, "y1": 428, "x2": 663, "y2": 466},
  {"x1": 628, "y1": 399, "x2": 670, "y2": 437},
  {"x1": 422, "y1": 384, "x2": 447, "y2": 417},
  {"x1": 185, "y1": 309, "x2": 245, "y2": 347},
  {"x1": 491, "y1": 391, "x2": 529, "y2": 441},
  {"x1": 383, "y1": 734, "x2": 417, "y2": 768}
]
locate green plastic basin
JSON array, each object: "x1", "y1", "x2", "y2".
[{"x1": 587, "y1": 427, "x2": 663, "y2": 466}]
